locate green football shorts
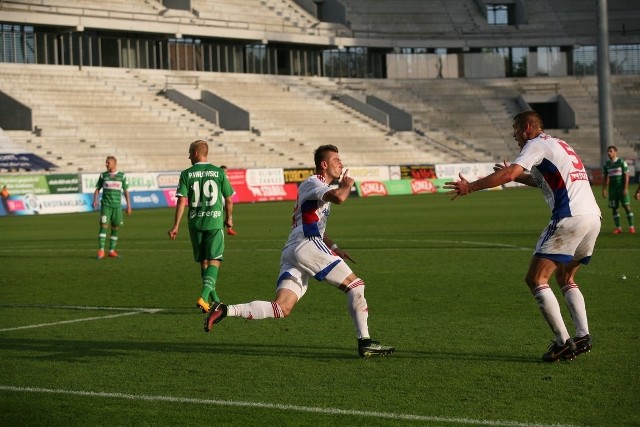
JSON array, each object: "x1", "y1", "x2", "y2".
[
  {"x1": 608, "y1": 186, "x2": 631, "y2": 209},
  {"x1": 99, "y1": 205, "x2": 124, "y2": 227},
  {"x1": 189, "y1": 227, "x2": 224, "y2": 263}
]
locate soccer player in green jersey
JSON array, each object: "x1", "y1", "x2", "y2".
[
  {"x1": 168, "y1": 140, "x2": 235, "y2": 314},
  {"x1": 602, "y1": 146, "x2": 635, "y2": 234},
  {"x1": 93, "y1": 156, "x2": 132, "y2": 259}
]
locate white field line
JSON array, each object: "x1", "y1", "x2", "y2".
[
  {"x1": 0, "y1": 385, "x2": 580, "y2": 427},
  {"x1": 0, "y1": 305, "x2": 162, "y2": 333}
]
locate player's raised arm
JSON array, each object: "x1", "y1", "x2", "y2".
[{"x1": 324, "y1": 169, "x2": 354, "y2": 204}]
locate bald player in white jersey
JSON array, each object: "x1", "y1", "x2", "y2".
[
  {"x1": 445, "y1": 110, "x2": 601, "y2": 363},
  {"x1": 205, "y1": 144, "x2": 395, "y2": 358}
]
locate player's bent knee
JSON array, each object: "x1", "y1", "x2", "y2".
[
  {"x1": 279, "y1": 305, "x2": 293, "y2": 317},
  {"x1": 346, "y1": 278, "x2": 367, "y2": 311},
  {"x1": 274, "y1": 286, "x2": 300, "y2": 318},
  {"x1": 342, "y1": 277, "x2": 365, "y2": 292},
  {"x1": 524, "y1": 275, "x2": 537, "y2": 289}
]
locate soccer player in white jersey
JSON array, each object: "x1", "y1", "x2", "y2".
[
  {"x1": 445, "y1": 110, "x2": 601, "y2": 362},
  {"x1": 205, "y1": 144, "x2": 395, "y2": 358}
]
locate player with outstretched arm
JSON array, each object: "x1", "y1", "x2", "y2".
[{"x1": 444, "y1": 110, "x2": 601, "y2": 362}]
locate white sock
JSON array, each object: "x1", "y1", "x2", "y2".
[
  {"x1": 227, "y1": 301, "x2": 283, "y2": 320},
  {"x1": 345, "y1": 278, "x2": 369, "y2": 339},
  {"x1": 562, "y1": 284, "x2": 589, "y2": 338},
  {"x1": 532, "y1": 285, "x2": 570, "y2": 345}
]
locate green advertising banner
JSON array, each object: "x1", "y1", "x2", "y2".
[
  {"x1": 46, "y1": 174, "x2": 81, "y2": 194},
  {"x1": 0, "y1": 174, "x2": 81, "y2": 195},
  {"x1": 0, "y1": 175, "x2": 50, "y2": 195},
  {"x1": 431, "y1": 178, "x2": 450, "y2": 193},
  {"x1": 356, "y1": 178, "x2": 450, "y2": 197}
]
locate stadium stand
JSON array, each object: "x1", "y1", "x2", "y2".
[
  {"x1": 0, "y1": 64, "x2": 459, "y2": 172},
  {"x1": 1, "y1": 0, "x2": 639, "y2": 172},
  {"x1": 1, "y1": 65, "x2": 639, "y2": 172},
  {"x1": 1, "y1": 64, "x2": 220, "y2": 172},
  {"x1": 0, "y1": 0, "x2": 336, "y2": 39},
  {"x1": 340, "y1": 0, "x2": 640, "y2": 46}
]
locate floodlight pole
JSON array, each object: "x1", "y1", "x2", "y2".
[{"x1": 596, "y1": 0, "x2": 613, "y2": 167}]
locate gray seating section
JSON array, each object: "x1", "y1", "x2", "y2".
[
  {"x1": 0, "y1": 0, "x2": 639, "y2": 172},
  {"x1": 1, "y1": 63, "x2": 638, "y2": 172}
]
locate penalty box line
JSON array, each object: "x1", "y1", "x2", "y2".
[{"x1": 0, "y1": 304, "x2": 162, "y2": 333}]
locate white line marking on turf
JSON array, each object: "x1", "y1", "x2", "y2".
[
  {"x1": 0, "y1": 304, "x2": 161, "y2": 312},
  {"x1": 0, "y1": 306, "x2": 162, "y2": 333},
  {"x1": 0, "y1": 385, "x2": 580, "y2": 427}
]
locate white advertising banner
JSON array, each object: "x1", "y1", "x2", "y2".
[
  {"x1": 81, "y1": 172, "x2": 179, "y2": 193},
  {"x1": 347, "y1": 165, "x2": 391, "y2": 182},
  {"x1": 245, "y1": 168, "x2": 285, "y2": 186},
  {"x1": 435, "y1": 163, "x2": 496, "y2": 182}
]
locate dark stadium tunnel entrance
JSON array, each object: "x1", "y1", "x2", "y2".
[
  {"x1": 529, "y1": 102, "x2": 559, "y2": 128},
  {"x1": 519, "y1": 94, "x2": 576, "y2": 130}
]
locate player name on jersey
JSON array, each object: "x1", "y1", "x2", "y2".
[{"x1": 188, "y1": 170, "x2": 220, "y2": 179}]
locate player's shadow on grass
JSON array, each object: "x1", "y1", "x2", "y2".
[
  {"x1": 0, "y1": 337, "x2": 538, "y2": 363},
  {"x1": 0, "y1": 337, "x2": 357, "y2": 360}
]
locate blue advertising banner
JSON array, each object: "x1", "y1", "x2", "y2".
[
  {"x1": 0, "y1": 153, "x2": 57, "y2": 171},
  {"x1": 2, "y1": 193, "x2": 93, "y2": 215},
  {"x1": 0, "y1": 190, "x2": 173, "y2": 216},
  {"x1": 129, "y1": 191, "x2": 172, "y2": 209}
]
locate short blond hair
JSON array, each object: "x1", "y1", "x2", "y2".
[{"x1": 189, "y1": 140, "x2": 209, "y2": 156}]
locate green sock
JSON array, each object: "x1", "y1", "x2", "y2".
[
  {"x1": 200, "y1": 268, "x2": 207, "y2": 300},
  {"x1": 201, "y1": 265, "x2": 220, "y2": 303},
  {"x1": 628, "y1": 212, "x2": 634, "y2": 227},
  {"x1": 614, "y1": 214, "x2": 620, "y2": 227},
  {"x1": 109, "y1": 229, "x2": 119, "y2": 251},
  {"x1": 98, "y1": 228, "x2": 107, "y2": 250}
]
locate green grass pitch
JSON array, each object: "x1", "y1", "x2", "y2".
[{"x1": 1, "y1": 189, "x2": 638, "y2": 426}]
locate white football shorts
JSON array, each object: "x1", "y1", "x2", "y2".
[
  {"x1": 276, "y1": 236, "x2": 353, "y2": 300},
  {"x1": 534, "y1": 214, "x2": 601, "y2": 264}
]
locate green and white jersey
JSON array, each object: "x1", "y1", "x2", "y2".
[
  {"x1": 176, "y1": 162, "x2": 234, "y2": 231},
  {"x1": 603, "y1": 158, "x2": 628, "y2": 189},
  {"x1": 96, "y1": 170, "x2": 129, "y2": 208}
]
